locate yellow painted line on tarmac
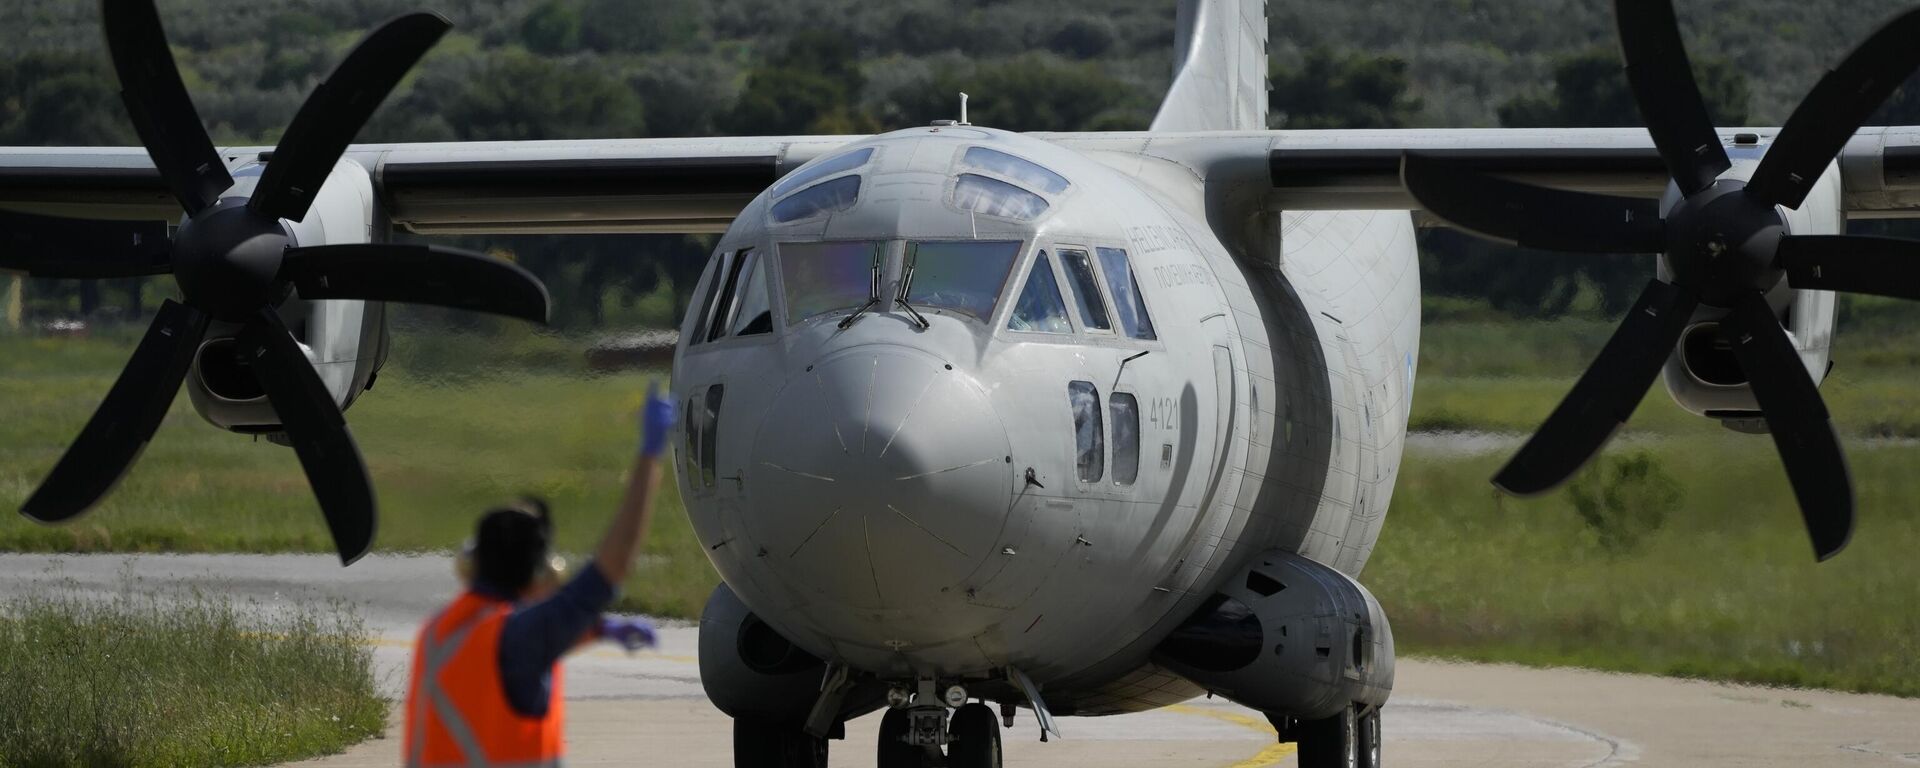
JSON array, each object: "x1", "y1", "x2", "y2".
[{"x1": 1164, "y1": 704, "x2": 1298, "y2": 767}]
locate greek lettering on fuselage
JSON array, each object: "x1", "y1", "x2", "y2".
[{"x1": 1127, "y1": 225, "x2": 1211, "y2": 291}]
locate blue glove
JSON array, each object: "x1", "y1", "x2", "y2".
[
  {"x1": 640, "y1": 380, "x2": 678, "y2": 458},
  {"x1": 600, "y1": 616, "x2": 657, "y2": 653}
]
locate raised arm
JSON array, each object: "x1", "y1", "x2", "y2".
[{"x1": 594, "y1": 382, "x2": 677, "y2": 586}]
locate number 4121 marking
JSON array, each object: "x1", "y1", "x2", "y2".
[{"x1": 1148, "y1": 397, "x2": 1179, "y2": 431}]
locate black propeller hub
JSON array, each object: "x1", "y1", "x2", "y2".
[
  {"x1": 1663, "y1": 180, "x2": 1788, "y2": 308},
  {"x1": 170, "y1": 198, "x2": 293, "y2": 321}
]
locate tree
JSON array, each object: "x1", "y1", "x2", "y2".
[
  {"x1": 580, "y1": 0, "x2": 705, "y2": 55},
  {"x1": 394, "y1": 51, "x2": 648, "y2": 141},
  {"x1": 1498, "y1": 47, "x2": 1750, "y2": 128},
  {"x1": 724, "y1": 33, "x2": 879, "y2": 135},
  {"x1": 0, "y1": 52, "x2": 135, "y2": 145},
  {"x1": 1270, "y1": 48, "x2": 1423, "y2": 129},
  {"x1": 520, "y1": 0, "x2": 583, "y2": 55},
  {"x1": 884, "y1": 54, "x2": 1147, "y2": 132}
]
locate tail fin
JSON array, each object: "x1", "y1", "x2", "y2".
[{"x1": 1151, "y1": 0, "x2": 1268, "y2": 132}]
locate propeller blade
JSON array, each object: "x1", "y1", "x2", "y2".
[
  {"x1": 1402, "y1": 153, "x2": 1666, "y2": 253},
  {"x1": 0, "y1": 209, "x2": 171, "y2": 278},
  {"x1": 20, "y1": 300, "x2": 208, "y2": 523},
  {"x1": 1493, "y1": 279, "x2": 1698, "y2": 496},
  {"x1": 1747, "y1": 9, "x2": 1920, "y2": 210},
  {"x1": 100, "y1": 0, "x2": 232, "y2": 215},
  {"x1": 250, "y1": 13, "x2": 452, "y2": 222},
  {"x1": 1615, "y1": 0, "x2": 1732, "y2": 196},
  {"x1": 236, "y1": 310, "x2": 376, "y2": 565},
  {"x1": 1779, "y1": 235, "x2": 1920, "y2": 300},
  {"x1": 279, "y1": 243, "x2": 551, "y2": 324},
  {"x1": 1720, "y1": 292, "x2": 1854, "y2": 561}
]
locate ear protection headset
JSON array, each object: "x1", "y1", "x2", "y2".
[{"x1": 455, "y1": 497, "x2": 567, "y2": 589}]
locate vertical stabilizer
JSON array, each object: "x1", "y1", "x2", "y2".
[{"x1": 1151, "y1": 0, "x2": 1268, "y2": 132}]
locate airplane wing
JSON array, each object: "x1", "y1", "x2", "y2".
[
  {"x1": 0, "y1": 136, "x2": 863, "y2": 234},
  {"x1": 1044, "y1": 126, "x2": 1920, "y2": 216},
  {"x1": 6, "y1": 127, "x2": 1920, "y2": 236}
]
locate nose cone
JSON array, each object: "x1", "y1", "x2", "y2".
[{"x1": 747, "y1": 346, "x2": 1012, "y2": 613}]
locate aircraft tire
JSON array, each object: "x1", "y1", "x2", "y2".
[
  {"x1": 732, "y1": 718, "x2": 828, "y2": 768},
  {"x1": 876, "y1": 708, "x2": 927, "y2": 768},
  {"x1": 946, "y1": 703, "x2": 1003, "y2": 768},
  {"x1": 1358, "y1": 706, "x2": 1382, "y2": 768},
  {"x1": 1295, "y1": 705, "x2": 1360, "y2": 768}
]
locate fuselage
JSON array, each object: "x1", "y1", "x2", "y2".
[{"x1": 673, "y1": 125, "x2": 1420, "y2": 714}]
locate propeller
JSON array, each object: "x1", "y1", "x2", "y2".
[
  {"x1": 1400, "y1": 0, "x2": 1920, "y2": 561},
  {"x1": 4, "y1": 0, "x2": 553, "y2": 565}
]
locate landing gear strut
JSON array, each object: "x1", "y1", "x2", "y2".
[{"x1": 733, "y1": 718, "x2": 828, "y2": 768}]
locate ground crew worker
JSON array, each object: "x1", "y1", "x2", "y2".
[{"x1": 403, "y1": 383, "x2": 677, "y2": 767}]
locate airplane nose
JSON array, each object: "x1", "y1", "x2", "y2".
[{"x1": 746, "y1": 345, "x2": 1012, "y2": 612}]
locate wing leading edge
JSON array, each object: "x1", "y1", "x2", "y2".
[{"x1": 6, "y1": 127, "x2": 1920, "y2": 237}]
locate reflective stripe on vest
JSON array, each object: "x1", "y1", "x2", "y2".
[{"x1": 405, "y1": 594, "x2": 565, "y2": 768}]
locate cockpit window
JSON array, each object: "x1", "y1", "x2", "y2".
[
  {"x1": 951, "y1": 174, "x2": 1049, "y2": 220},
  {"x1": 1008, "y1": 252, "x2": 1072, "y2": 334},
  {"x1": 727, "y1": 251, "x2": 773, "y2": 336},
  {"x1": 1058, "y1": 249, "x2": 1112, "y2": 332},
  {"x1": 962, "y1": 147, "x2": 1069, "y2": 195},
  {"x1": 903, "y1": 241, "x2": 1021, "y2": 322},
  {"x1": 771, "y1": 148, "x2": 874, "y2": 199},
  {"x1": 1096, "y1": 247, "x2": 1156, "y2": 340},
  {"x1": 772, "y1": 175, "x2": 861, "y2": 223},
  {"x1": 780, "y1": 241, "x2": 882, "y2": 324}
]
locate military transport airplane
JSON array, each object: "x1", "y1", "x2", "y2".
[{"x1": 9, "y1": 0, "x2": 1920, "y2": 765}]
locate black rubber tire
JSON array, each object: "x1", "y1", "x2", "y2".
[
  {"x1": 1358, "y1": 707, "x2": 1382, "y2": 768},
  {"x1": 877, "y1": 708, "x2": 926, "y2": 768},
  {"x1": 1296, "y1": 705, "x2": 1359, "y2": 768},
  {"x1": 733, "y1": 718, "x2": 829, "y2": 768},
  {"x1": 947, "y1": 703, "x2": 1003, "y2": 768}
]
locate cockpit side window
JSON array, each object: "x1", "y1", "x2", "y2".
[
  {"x1": 1096, "y1": 247, "x2": 1157, "y2": 340},
  {"x1": 1058, "y1": 249, "x2": 1112, "y2": 333},
  {"x1": 903, "y1": 241, "x2": 1021, "y2": 322},
  {"x1": 688, "y1": 251, "x2": 730, "y2": 346},
  {"x1": 780, "y1": 241, "x2": 882, "y2": 325},
  {"x1": 704, "y1": 248, "x2": 752, "y2": 343},
  {"x1": 1008, "y1": 252, "x2": 1072, "y2": 334},
  {"x1": 1069, "y1": 381, "x2": 1105, "y2": 483},
  {"x1": 727, "y1": 251, "x2": 774, "y2": 336}
]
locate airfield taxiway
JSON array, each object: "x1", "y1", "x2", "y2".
[{"x1": 3, "y1": 553, "x2": 1916, "y2": 767}]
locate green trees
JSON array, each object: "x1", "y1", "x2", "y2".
[{"x1": 1270, "y1": 49, "x2": 1423, "y2": 129}]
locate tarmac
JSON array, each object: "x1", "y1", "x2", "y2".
[{"x1": 4, "y1": 553, "x2": 1917, "y2": 767}]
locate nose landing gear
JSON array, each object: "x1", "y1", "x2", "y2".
[{"x1": 877, "y1": 701, "x2": 1004, "y2": 768}]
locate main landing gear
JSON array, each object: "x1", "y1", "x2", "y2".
[{"x1": 1282, "y1": 703, "x2": 1382, "y2": 768}]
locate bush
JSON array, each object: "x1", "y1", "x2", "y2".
[
  {"x1": 0, "y1": 576, "x2": 385, "y2": 767},
  {"x1": 1566, "y1": 451, "x2": 1684, "y2": 554}
]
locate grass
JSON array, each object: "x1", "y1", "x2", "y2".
[
  {"x1": 0, "y1": 330, "x2": 719, "y2": 618},
  {"x1": 5, "y1": 312, "x2": 1920, "y2": 698},
  {"x1": 0, "y1": 575, "x2": 384, "y2": 767}
]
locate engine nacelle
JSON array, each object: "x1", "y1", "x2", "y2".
[
  {"x1": 1660, "y1": 152, "x2": 1842, "y2": 434},
  {"x1": 183, "y1": 161, "x2": 390, "y2": 432},
  {"x1": 1153, "y1": 550, "x2": 1394, "y2": 721},
  {"x1": 698, "y1": 583, "x2": 884, "y2": 730}
]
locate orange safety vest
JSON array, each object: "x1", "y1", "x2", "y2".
[{"x1": 404, "y1": 591, "x2": 566, "y2": 767}]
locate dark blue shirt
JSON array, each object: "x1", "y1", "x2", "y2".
[{"x1": 473, "y1": 563, "x2": 616, "y2": 717}]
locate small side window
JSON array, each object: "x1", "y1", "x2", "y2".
[
  {"x1": 1009, "y1": 252, "x2": 1072, "y2": 333},
  {"x1": 772, "y1": 175, "x2": 861, "y2": 223},
  {"x1": 705, "y1": 249, "x2": 751, "y2": 343},
  {"x1": 698, "y1": 385, "x2": 724, "y2": 488},
  {"x1": 1059, "y1": 249, "x2": 1111, "y2": 332},
  {"x1": 1110, "y1": 392, "x2": 1139, "y2": 486},
  {"x1": 728, "y1": 252, "x2": 773, "y2": 336},
  {"x1": 1096, "y1": 247, "x2": 1157, "y2": 340},
  {"x1": 683, "y1": 395, "x2": 701, "y2": 482},
  {"x1": 1069, "y1": 381, "x2": 1104, "y2": 483}
]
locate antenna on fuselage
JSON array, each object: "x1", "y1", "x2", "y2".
[{"x1": 958, "y1": 92, "x2": 971, "y2": 126}]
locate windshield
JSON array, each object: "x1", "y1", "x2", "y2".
[
  {"x1": 779, "y1": 241, "x2": 881, "y2": 324},
  {"x1": 904, "y1": 241, "x2": 1022, "y2": 322}
]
